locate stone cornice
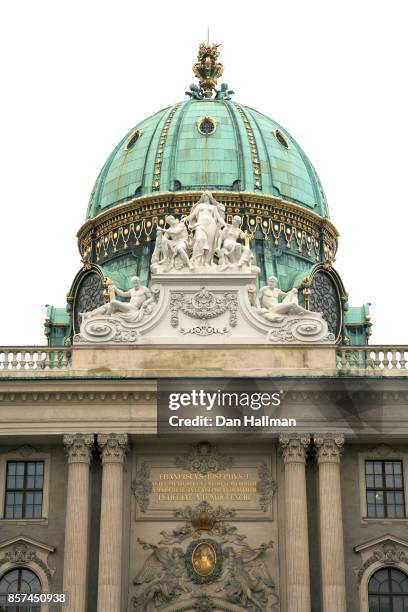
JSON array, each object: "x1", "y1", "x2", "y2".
[
  {"x1": 0, "y1": 536, "x2": 55, "y2": 554},
  {"x1": 355, "y1": 534, "x2": 408, "y2": 553},
  {"x1": 0, "y1": 390, "x2": 156, "y2": 404}
]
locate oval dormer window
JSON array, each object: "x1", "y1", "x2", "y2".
[
  {"x1": 274, "y1": 129, "x2": 289, "y2": 149},
  {"x1": 126, "y1": 129, "x2": 143, "y2": 150},
  {"x1": 198, "y1": 116, "x2": 216, "y2": 135}
]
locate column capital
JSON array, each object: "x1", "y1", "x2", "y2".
[
  {"x1": 63, "y1": 434, "x2": 94, "y2": 464},
  {"x1": 314, "y1": 434, "x2": 345, "y2": 464},
  {"x1": 97, "y1": 433, "x2": 129, "y2": 464},
  {"x1": 279, "y1": 434, "x2": 311, "y2": 464}
]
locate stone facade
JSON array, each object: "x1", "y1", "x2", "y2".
[{"x1": 0, "y1": 349, "x2": 407, "y2": 611}]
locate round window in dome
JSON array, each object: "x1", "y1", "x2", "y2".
[
  {"x1": 274, "y1": 129, "x2": 289, "y2": 149},
  {"x1": 197, "y1": 116, "x2": 216, "y2": 136},
  {"x1": 126, "y1": 129, "x2": 143, "y2": 150}
]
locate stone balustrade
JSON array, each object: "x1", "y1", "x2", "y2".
[
  {"x1": 337, "y1": 346, "x2": 408, "y2": 372},
  {"x1": 0, "y1": 347, "x2": 72, "y2": 371},
  {"x1": 1, "y1": 345, "x2": 408, "y2": 377}
]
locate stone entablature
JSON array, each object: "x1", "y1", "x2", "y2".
[{"x1": 0, "y1": 377, "x2": 408, "y2": 438}]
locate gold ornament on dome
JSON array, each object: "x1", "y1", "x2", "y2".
[{"x1": 192, "y1": 42, "x2": 224, "y2": 99}]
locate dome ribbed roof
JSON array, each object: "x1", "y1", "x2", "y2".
[{"x1": 86, "y1": 99, "x2": 329, "y2": 220}]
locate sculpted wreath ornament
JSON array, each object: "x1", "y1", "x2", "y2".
[{"x1": 170, "y1": 288, "x2": 238, "y2": 328}]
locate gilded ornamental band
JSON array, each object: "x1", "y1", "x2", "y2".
[{"x1": 77, "y1": 192, "x2": 338, "y2": 265}]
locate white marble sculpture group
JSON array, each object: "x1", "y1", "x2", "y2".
[
  {"x1": 151, "y1": 191, "x2": 254, "y2": 274},
  {"x1": 74, "y1": 192, "x2": 334, "y2": 344}
]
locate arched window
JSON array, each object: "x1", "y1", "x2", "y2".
[
  {"x1": 0, "y1": 568, "x2": 41, "y2": 612},
  {"x1": 369, "y1": 567, "x2": 408, "y2": 611}
]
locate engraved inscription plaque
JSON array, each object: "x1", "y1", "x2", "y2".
[{"x1": 133, "y1": 453, "x2": 275, "y2": 520}]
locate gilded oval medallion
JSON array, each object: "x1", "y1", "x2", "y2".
[
  {"x1": 192, "y1": 542, "x2": 217, "y2": 577},
  {"x1": 185, "y1": 538, "x2": 223, "y2": 584}
]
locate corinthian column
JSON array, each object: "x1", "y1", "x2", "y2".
[
  {"x1": 279, "y1": 434, "x2": 311, "y2": 612},
  {"x1": 315, "y1": 434, "x2": 347, "y2": 612},
  {"x1": 62, "y1": 433, "x2": 94, "y2": 612},
  {"x1": 97, "y1": 434, "x2": 128, "y2": 612}
]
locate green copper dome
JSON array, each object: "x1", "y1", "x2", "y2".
[
  {"x1": 44, "y1": 44, "x2": 373, "y2": 349},
  {"x1": 86, "y1": 99, "x2": 329, "y2": 220}
]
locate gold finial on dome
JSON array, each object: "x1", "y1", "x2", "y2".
[{"x1": 192, "y1": 42, "x2": 224, "y2": 99}]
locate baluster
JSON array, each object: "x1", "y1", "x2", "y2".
[
  {"x1": 374, "y1": 350, "x2": 382, "y2": 369},
  {"x1": 42, "y1": 350, "x2": 51, "y2": 370},
  {"x1": 340, "y1": 348, "x2": 347, "y2": 369},
  {"x1": 21, "y1": 352, "x2": 29, "y2": 370},
  {"x1": 366, "y1": 351, "x2": 373, "y2": 368},
  {"x1": 400, "y1": 350, "x2": 407, "y2": 369},
  {"x1": 26, "y1": 352, "x2": 34, "y2": 370},
  {"x1": 390, "y1": 350, "x2": 398, "y2": 369},
  {"x1": 382, "y1": 351, "x2": 390, "y2": 368},
  {"x1": 11, "y1": 352, "x2": 18, "y2": 370},
  {"x1": 61, "y1": 350, "x2": 70, "y2": 369},
  {"x1": 357, "y1": 349, "x2": 364, "y2": 369}
]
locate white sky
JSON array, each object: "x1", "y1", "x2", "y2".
[{"x1": 0, "y1": 0, "x2": 407, "y2": 346}]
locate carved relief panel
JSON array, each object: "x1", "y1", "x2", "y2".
[{"x1": 128, "y1": 442, "x2": 280, "y2": 612}]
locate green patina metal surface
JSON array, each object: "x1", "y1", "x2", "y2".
[
  {"x1": 45, "y1": 74, "x2": 372, "y2": 347},
  {"x1": 86, "y1": 99, "x2": 329, "y2": 220},
  {"x1": 44, "y1": 305, "x2": 70, "y2": 346},
  {"x1": 345, "y1": 304, "x2": 372, "y2": 345}
]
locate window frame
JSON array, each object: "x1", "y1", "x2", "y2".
[
  {"x1": 359, "y1": 448, "x2": 408, "y2": 524},
  {"x1": 0, "y1": 566, "x2": 42, "y2": 612},
  {"x1": 0, "y1": 451, "x2": 50, "y2": 524},
  {"x1": 365, "y1": 459, "x2": 406, "y2": 519},
  {"x1": 4, "y1": 460, "x2": 44, "y2": 520},
  {"x1": 368, "y1": 566, "x2": 408, "y2": 611}
]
